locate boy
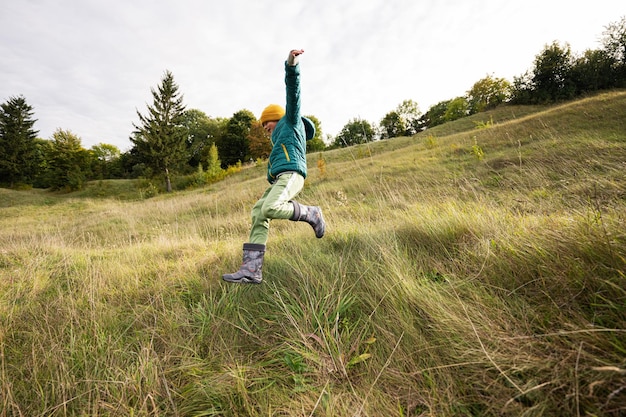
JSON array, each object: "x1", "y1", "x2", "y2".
[{"x1": 223, "y1": 49, "x2": 325, "y2": 284}]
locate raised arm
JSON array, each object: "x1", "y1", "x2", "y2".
[{"x1": 284, "y1": 49, "x2": 304, "y2": 125}]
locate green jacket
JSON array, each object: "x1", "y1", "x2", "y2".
[{"x1": 267, "y1": 62, "x2": 315, "y2": 183}]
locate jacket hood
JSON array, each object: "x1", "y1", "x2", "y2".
[{"x1": 302, "y1": 116, "x2": 315, "y2": 141}]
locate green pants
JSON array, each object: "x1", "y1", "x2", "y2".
[{"x1": 249, "y1": 172, "x2": 305, "y2": 245}]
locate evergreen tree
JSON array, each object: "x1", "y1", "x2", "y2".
[
  {"x1": 132, "y1": 70, "x2": 187, "y2": 192},
  {"x1": 0, "y1": 95, "x2": 39, "y2": 187}
]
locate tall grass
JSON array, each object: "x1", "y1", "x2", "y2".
[{"x1": 1, "y1": 91, "x2": 625, "y2": 416}]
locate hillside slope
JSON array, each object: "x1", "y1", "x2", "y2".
[{"x1": 0, "y1": 91, "x2": 625, "y2": 416}]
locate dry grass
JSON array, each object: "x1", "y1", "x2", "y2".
[{"x1": 1, "y1": 91, "x2": 625, "y2": 416}]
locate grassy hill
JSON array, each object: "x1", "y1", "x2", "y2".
[{"x1": 1, "y1": 91, "x2": 625, "y2": 416}]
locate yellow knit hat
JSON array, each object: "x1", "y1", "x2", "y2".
[{"x1": 260, "y1": 104, "x2": 285, "y2": 124}]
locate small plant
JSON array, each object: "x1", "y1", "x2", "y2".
[
  {"x1": 424, "y1": 134, "x2": 437, "y2": 149},
  {"x1": 474, "y1": 115, "x2": 494, "y2": 130},
  {"x1": 205, "y1": 143, "x2": 224, "y2": 181},
  {"x1": 346, "y1": 336, "x2": 376, "y2": 369},
  {"x1": 139, "y1": 181, "x2": 159, "y2": 199},
  {"x1": 193, "y1": 163, "x2": 207, "y2": 187},
  {"x1": 317, "y1": 153, "x2": 327, "y2": 179},
  {"x1": 471, "y1": 136, "x2": 484, "y2": 160},
  {"x1": 356, "y1": 146, "x2": 372, "y2": 159}
]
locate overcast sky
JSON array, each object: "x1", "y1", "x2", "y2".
[{"x1": 1, "y1": 1, "x2": 623, "y2": 151}]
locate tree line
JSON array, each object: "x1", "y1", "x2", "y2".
[
  {"x1": 333, "y1": 16, "x2": 626, "y2": 147},
  {"x1": 1, "y1": 17, "x2": 624, "y2": 192}
]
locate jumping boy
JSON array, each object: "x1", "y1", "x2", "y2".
[{"x1": 222, "y1": 49, "x2": 326, "y2": 284}]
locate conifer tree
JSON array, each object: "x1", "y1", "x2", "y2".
[
  {"x1": 132, "y1": 70, "x2": 187, "y2": 192},
  {"x1": 0, "y1": 95, "x2": 39, "y2": 187}
]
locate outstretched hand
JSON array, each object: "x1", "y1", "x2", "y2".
[{"x1": 287, "y1": 49, "x2": 304, "y2": 66}]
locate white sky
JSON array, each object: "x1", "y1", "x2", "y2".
[{"x1": 1, "y1": 0, "x2": 623, "y2": 150}]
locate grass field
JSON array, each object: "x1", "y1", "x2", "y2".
[{"x1": 1, "y1": 91, "x2": 625, "y2": 416}]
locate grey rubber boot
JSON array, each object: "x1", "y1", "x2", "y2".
[
  {"x1": 290, "y1": 201, "x2": 326, "y2": 238},
  {"x1": 222, "y1": 243, "x2": 265, "y2": 284}
]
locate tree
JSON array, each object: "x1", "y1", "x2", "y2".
[
  {"x1": 602, "y1": 16, "x2": 626, "y2": 65},
  {"x1": 395, "y1": 99, "x2": 422, "y2": 135},
  {"x1": 132, "y1": 70, "x2": 187, "y2": 192},
  {"x1": 421, "y1": 100, "x2": 451, "y2": 128},
  {"x1": 247, "y1": 120, "x2": 272, "y2": 160},
  {"x1": 380, "y1": 99, "x2": 422, "y2": 139},
  {"x1": 205, "y1": 143, "x2": 223, "y2": 180},
  {"x1": 532, "y1": 41, "x2": 576, "y2": 102},
  {"x1": 182, "y1": 109, "x2": 213, "y2": 169},
  {"x1": 467, "y1": 75, "x2": 511, "y2": 114},
  {"x1": 510, "y1": 71, "x2": 535, "y2": 104},
  {"x1": 444, "y1": 97, "x2": 469, "y2": 122},
  {"x1": 571, "y1": 49, "x2": 617, "y2": 93},
  {"x1": 44, "y1": 129, "x2": 90, "y2": 191},
  {"x1": 216, "y1": 109, "x2": 255, "y2": 167},
  {"x1": 0, "y1": 95, "x2": 39, "y2": 187},
  {"x1": 380, "y1": 111, "x2": 406, "y2": 139},
  {"x1": 332, "y1": 118, "x2": 375, "y2": 148},
  {"x1": 601, "y1": 16, "x2": 626, "y2": 84},
  {"x1": 31, "y1": 138, "x2": 51, "y2": 188},
  {"x1": 91, "y1": 143, "x2": 121, "y2": 179}
]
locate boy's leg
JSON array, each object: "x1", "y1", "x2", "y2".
[
  {"x1": 249, "y1": 186, "x2": 272, "y2": 245},
  {"x1": 249, "y1": 173, "x2": 304, "y2": 244},
  {"x1": 290, "y1": 201, "x2": 326, "y2": 238}
]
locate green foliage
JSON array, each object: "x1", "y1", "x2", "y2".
[
  {"x1": 0, "y1": 95, "x2": 39, "y2": 187},
  {"x1": 571, "y1": 49, "x2": 617, "y2": 93},
  {"x1": 216, "y1": 109, "x2": 256, "y2": 167},
  {"x1": 333, "y1": 118, "x2": 375, "y2": 147},
  {"x1": 470, "y1": 136, "x2": 484, "y2": 160},
  {"x1": 380, "y1": 111, "x2": 406, "y2": 139},
  {"x1": 474, "y1": 115, "x2": 494, "y2": 130},
  {"x1": 41, "y1": 129, "x2": 91, "y2": 191},
  {"x1": 444, "y1": 96, "x2": 469, "y2": 122},
  {"x1": 467, "y1": 75, "x2": 511, "y2": 113},
  {"x1": 132, "y1": 70, "x2": 187, "y2": 192},
  {"x1": 421, "y1": 99, "x2": 450, "y2": 128},
  {"x1": 182, "y1": 108, "x2": 214, "y2": 168},
  {"x1": 90, "y1": 143, "x2": 121, "y2": 180},
  {"x1": 532, "y1": 41, "x2": 577, "y2": 102},
  {"x1": 380, "y1": 100, "x2": 422, "y2": 139},
  {"x1": 205, "y1": 142, "x2": 224, "y2": 181}
]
